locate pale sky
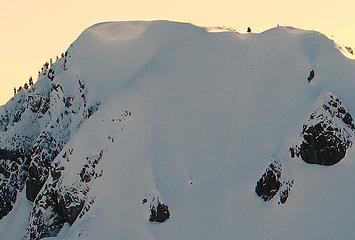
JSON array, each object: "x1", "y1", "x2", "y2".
[{"x1": 1, "y1": 0, "x2": 354, "y2": 105}]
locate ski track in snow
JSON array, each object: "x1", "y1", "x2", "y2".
[{"x1": 224, "y1": 34, "x2": 262, "y2": 239}]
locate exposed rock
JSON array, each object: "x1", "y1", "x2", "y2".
[
  {"x1": 145, "y1": 190, "x2": 170, "y2": 223},
  {"x1": 149, "y1": 202, "x2": 170, "y2": 223},
  {"x1": 255, "y1": 161, "x2": 282, "y2": 202},
  {"x1": 298, "y1": 93, "x2": 354, "y2": 165},
  {"x1": 0, "y1": 148, "x2": 31, "y2": 220},
  {"x1": 307, "y1": 70, "x2": 315, "y2": 82},
  {"x1": 57, "y1": 187, "x2": 85, "y2": 225},
  {"x1": 278, "y1": 179, "x2": 294, "y2": 204},
  {"x1": 26, "y1": 131, "x2": 64, "y2": 202},
  {"x1": 345, "y1": 46, "x2": 354, "y2": 55},
  {"x1": 24, "y1": 149, "x2": 104, "y2": 240}
]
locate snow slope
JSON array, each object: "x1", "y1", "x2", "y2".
[{"x1": 1, "y1": 20, "x2": 355, "y2": 240}]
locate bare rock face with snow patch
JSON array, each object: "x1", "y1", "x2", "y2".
[
  {"x1": 255, "y1": 161, "x2": 282, "y2": 202},
  {"x1": 144, "y1": 190, "x2": 170, "y2": 223},
  {"x1": 23, "y1": 148, "x2": 104, "y2": 239},
  {"x1": 278, "y1": 179, "x2": 293, "y2": 204},
  {"x1": 296, "y1": 93, "x2": 354, "y2": 165}
]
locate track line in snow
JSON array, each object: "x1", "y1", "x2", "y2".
[{"x1": 224, "y1": 34, "x2": 262, "y2": 239}]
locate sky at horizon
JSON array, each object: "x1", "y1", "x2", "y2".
[{"x1": 1, "y1": 0, "x2": 354, "y2": 105}]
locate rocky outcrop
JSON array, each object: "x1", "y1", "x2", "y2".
[
  {"x1": 0, "y1": 48, "x2": 105, "y2": 234},
  {"x1": 307, "y1": 70, "x2": 315, "y2": 82},
  {"x1": 149, "y1": 202, "x2": 170, "y2": 223},
  {"x1": 255, "y1": 161, "x2": 282, "y2": 202},
  {"x1": 23, "y1": 107, "x2": 132, "y2": 239},
  {"x1": 295, "y1": 93, "x2": 354, "y2": 165},
  {"x1": 255, "y1": 161, "x2": 294, "y2": 204},
  {"x1": 278, "y1": 179, "x2": 293, "y2": 204},
  {"x1": 24, "y1": 149, "x2": 103, "y2": 239},
  {"x1": 143, "y1": 190, "x2": 170, "y2": 223},
  {"x1": 345, "y1": 46, "x2": 354, "y2": 55},
  {"x1": 0, "y1": 146, "x2": 31, "y2": 219}
]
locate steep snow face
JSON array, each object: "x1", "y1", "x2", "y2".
[{"x1": 1, "y1": 20, "x2": 355, "y2": 240}]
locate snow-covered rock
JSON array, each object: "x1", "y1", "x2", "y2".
[{"x1": 295, "y1": 93, "x2": 355, "y2": 165}]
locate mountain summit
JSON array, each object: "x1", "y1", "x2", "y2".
[{"x1": 0, "y1": 20, "x2": 355, "y2": 240}]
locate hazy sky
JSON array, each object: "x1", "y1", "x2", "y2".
[{"x1": 1, "y1": 0, "x2": 354, "y2": 104}]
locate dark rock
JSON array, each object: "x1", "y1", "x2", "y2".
[
  {"x1": 300, "y1": 122, "x2": 349, "y2": 165},
  {"x1": 307, "y1": 70, "x2": 315, "y2": 82},
  {"x1": 26, "y1": 177, "x2": 43, "y2": 202},
  {"x1": 289, "y1": 147, "x2": 295, "y2": 158},
  {"x1": 0, "y1": 147, "x2": 31, "y2": 219},
  {"x1": 343, "y1": 112, "x2": 353, "y2": 126},
  {"x1": 298, "y1": 93, "x2": 354, "y2": 166},
  {"x1": 278, "y1": 179, "x2": 293, "y2": 204},
  {"x1": 26, "y1": 131, "x2": 63, "y2": 202},
  {"x1": 57, "y1": 188, "x2": 85, "y2": 225},
  {"x1": 24, "y1": 149, "x2": 105, "y2": 240},
  {"x1": 255, "y1": 161, "x2": 282, "y2": 202},
  {"x1": 345, "y1": 46, "x2": 354, "y2": 55},
  {"x1": 0, "y1": 186, "x2": 17, "y2": 219},
  {"x1": 149, "y1": 201, "x2": 170, "y2": 223}
]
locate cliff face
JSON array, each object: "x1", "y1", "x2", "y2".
[{"x1": 0, "y1": 21, "x2": 355, "y2": 240}]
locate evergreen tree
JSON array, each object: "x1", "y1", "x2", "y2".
[
  {"x1": 29, "y1": 76, "x2": 33, "y2": 86},
  {"x1": 14, "y1": 87, "x2": 16, "y2": 96},
  {"x1": 24, "y1": 83, "x2": 29, "y2": 89},
  {"x1": 247, "y1": 27, "x2": 252, "y2": 33}
]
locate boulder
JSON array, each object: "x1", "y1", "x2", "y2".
[
  {"x1": 255, "y1": 161, "x2": 282, "y2": 202},
  {"x1": 298, "y1": 93, "x2": 353, "y2": 165}
]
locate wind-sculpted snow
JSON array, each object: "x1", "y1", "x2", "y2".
[{"x1": 1, "y1": 21, "x2": 355, "y2": 240}]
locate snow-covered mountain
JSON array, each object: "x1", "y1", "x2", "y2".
[{"x1": 0, "y1": 20, "x2": 355, "y2": 240}]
